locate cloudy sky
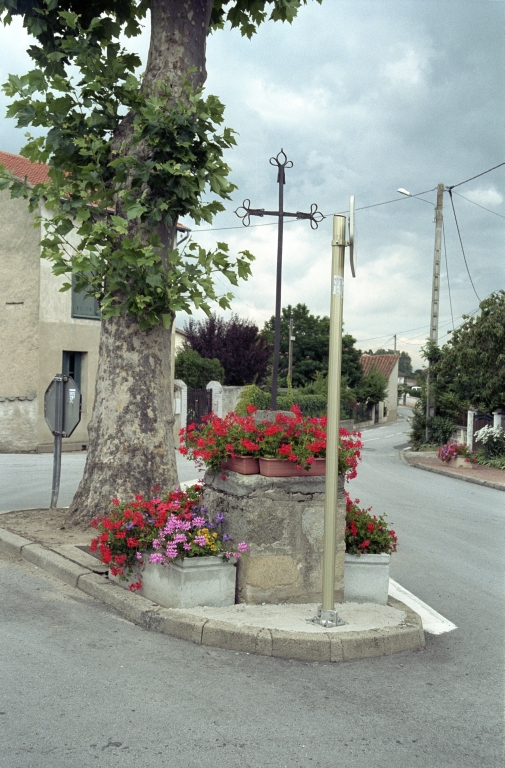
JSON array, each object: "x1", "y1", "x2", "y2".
[{"x1": 1, "y1": 0, "x2": 504, "y2": 368}]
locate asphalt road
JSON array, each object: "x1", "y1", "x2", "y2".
[
  {"x1": 0, "y1": 451, "x2": 201, "y2": 512},
  {"x1": 0, "y1": 416, "x2": 503, "y2": 767}
]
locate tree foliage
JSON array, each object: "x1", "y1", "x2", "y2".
[
  {"x1": 0, "y1": 5, "x2": 256, "y2": 329},
  {"x1": 431, "y1": 291, "x2": 505, "y2": 411},
  {"x1": 355, "y1": 369, "x2": 388, "y2": 406},
  {"x1": 260, "y1": 303, "x2": 363, "y2": 388},
  {"x1": 0, "y1": 0, "x2": 324, "y2": 519},
  {"x1": 183, "y1": 313, "x2": 271, "y2": 386},
  {"x1": 174, "y1": 348, "x2": 224, "y2": 389}
]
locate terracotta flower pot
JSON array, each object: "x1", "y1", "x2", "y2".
[
  {"x1": 221, "y1": 456, "x2": 260, "y2": 474},
  {"x1": 259, "y1": 457, "x2": 326, "y2": 477}
]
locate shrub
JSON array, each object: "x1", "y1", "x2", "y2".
[
  {"x1": 474, "y1": 425, "x2": 505, "y2": 459},
  {"x1": 235, "y1": 384, "x2": 270, "y2": 415},
  {"x1": 427, "y1": 415, "x2": 456, "y2": 446},
  {"x1": 174, "y1": 348, "x2": 224, "y2": 389}
]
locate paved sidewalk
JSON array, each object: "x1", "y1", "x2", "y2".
[
  {"x1": 402, "y1": 449, "x2": 505, "y2": 491},
  {"x1": 0, "y1": 509, "x2": 425, "y2": 664}
]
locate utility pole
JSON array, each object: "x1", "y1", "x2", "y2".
[
  {"x1": 394, "y1": 334, "x2": 397, "y2": 352},
  {"x1": 287, "y1": 314, "x2": 294, "y2": 388},
  {"x1": 425, "y1": 183, "x2": 444, "y2": 441}
]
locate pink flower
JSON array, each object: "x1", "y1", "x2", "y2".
[{"x1": 237, "y1": 542, "x2": 249, "y2": 553}]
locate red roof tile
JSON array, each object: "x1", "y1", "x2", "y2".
[
  {"x1": 360, "y1": 353, "x2": 399, "y2": 380},
  {"x1": 0, "y1": 150, "x2": 49, "y2": 185},
  {"x1": 0, "y1": 151, "x2": 189, "y2": 232}
]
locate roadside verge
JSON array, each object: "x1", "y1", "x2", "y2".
[{"x1": 401, "y1": 449, "x2": 505, "y2": 491}]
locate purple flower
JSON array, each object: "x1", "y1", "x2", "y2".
[
  {"x1": 215, "y1": 512, "x2": 225, "y2": 524},
  {"x1": 125, "y1": 523, "x2": 134, "y2": 530},
  {"x1": 222, "y1": 534, "x2": 231, "y2": 542}
]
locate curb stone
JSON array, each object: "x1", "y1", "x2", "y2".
[
  {"x1": 0, "y1": 526, "x2": 425, "y2": 662},
  {"x1": 400, "y1": 449, "x2": 505, "y2": 492}
]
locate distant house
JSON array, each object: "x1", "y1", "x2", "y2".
[
  {"x1": 0, "y1": 151, "x2": 188, "y2": 452},
  {"x1": 398, "y1": 373, "x2": 417, "y2": 388},
  {"x1": 360, "y1": 353, "x2": 400, "y2": 424}
]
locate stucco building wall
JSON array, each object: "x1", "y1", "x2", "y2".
[
  {"x1": 0, "y1": 193, "x2": 101, "y2": 452},
  {"x1": 0, "y1": 192, "x2": 40, "y2": 450}
]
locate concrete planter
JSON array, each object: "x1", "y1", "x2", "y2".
[
  {"x1": 344, "y1": 553, "x2": 391, "y2": 605},
  {"x1": 445, "y1": 457, "x2": 473, "y2": 469},
  {"x1": 110, "y1": 556, "x2": 237, "y2": 609},
  {"x1": 259, "y1": 457, "x2": 326, "y2": 477}
]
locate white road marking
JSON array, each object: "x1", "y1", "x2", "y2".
[
  {"x1": 180, "y1": 478, "x2": 201, "y2": 490},
  {"x1": 389, "y1": 579, "x2": 457, "y2": 635}
]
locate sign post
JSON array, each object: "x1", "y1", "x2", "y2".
[
  {"x1": 312, "y1": 199, "x2": 357, "y2": 628},
  {"x1": 44, "y1": 375, "x2": 82, "y2": 508}
]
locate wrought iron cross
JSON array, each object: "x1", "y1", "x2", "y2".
[{"x1": 235, "y1": 149, "x2": 324, "y2": 409}]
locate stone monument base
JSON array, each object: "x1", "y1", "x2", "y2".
[{"x1": 202, "y1": 471, "x2": 345, "y2": 605}]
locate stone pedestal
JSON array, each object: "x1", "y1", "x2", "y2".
[{"x1": 202, "y1": 472, "x2": 345, "y2": 605}]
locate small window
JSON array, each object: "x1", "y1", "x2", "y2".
[
  {"x1": 62, "y1": 351, "x2": 82, "y2": 390},
  {"x1": 71, "y1": 275, "x2": 100, "y2": 320}
]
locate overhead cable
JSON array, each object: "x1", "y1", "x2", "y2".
[
  {"x1": 452, "y1": 190, "x2": 505, "y2": 219},
  {"x1": 448, "y1": 190, "x2": 481, "y2": 302},
  {"x1": 447, "y1": 162, "x2": 505, "y2": 191}
]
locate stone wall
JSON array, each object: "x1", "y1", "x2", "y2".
[
  {"x1": 0, "y1": 396, "x2": 38, "y2": 452},
  {"x1": 202, "y1": 472, "x2": 345, "y2": 605}
]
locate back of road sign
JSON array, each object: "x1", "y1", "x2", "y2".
[{"x1": 44, "y1": 375, "x2": 82, "y2": 438}]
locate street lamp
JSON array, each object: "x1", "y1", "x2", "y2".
[{"x1": 398, "y1": 184, "x2": 445, "y2": 441}]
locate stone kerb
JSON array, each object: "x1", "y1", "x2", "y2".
[{"x1": 202, "y1": 472, "x2": 345, "y2": 606}]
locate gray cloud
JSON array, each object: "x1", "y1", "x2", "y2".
[{"x1": 0, "y1": 1, "x2": 503, "y2": 367}]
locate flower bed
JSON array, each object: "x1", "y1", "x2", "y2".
[
  {"x1": 179, "y1": 404, "x2": 363, "y2": 478},
  {"x1": 437, "y1": 441, "x2": 475, "y2": 464},
  {"x1": 344, "y1": 493, "x2": 398, "y2": 555},
  {"x1": 343, "y1": 493, "x2": 398, "y2": 605},
  {"x1": 90, "y1": 484, "x2": 249, "y2": 591}
]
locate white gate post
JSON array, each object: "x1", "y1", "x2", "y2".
[
  {"x1": 493, "y1": 409, "x2": 505, "y2": 430},
  {"x1": 174, "y1": 379, "x2": 187, "y2": 431},
  {"x1": 467, "y1": 408, "x2": 477, "y2": 450},
  {"x1": 206, "y1": 381, "x2": 223, "y2": 417}
]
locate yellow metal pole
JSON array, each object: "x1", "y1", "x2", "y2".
[{"x1": 320, "y1": 214, "x2": 346, "y2": 621}]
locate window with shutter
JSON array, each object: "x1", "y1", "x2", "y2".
[{"x1": 71, "y1": 275, "x2": 100, "y2": 320}]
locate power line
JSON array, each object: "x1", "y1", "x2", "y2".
[
  {"x1": 452, "y1": 190, "x2": 505, "y2": 219},
  {"x1": 188, "y1": 163, "x2": 504, "y2": 234},
  {"x1": 190, "y1": 188, "x2": 438, "y2": 233},
  {"x1": 448, "y1": 190, "x2": 481, "y2": 302},
  {"x1": 447, "y1": 162, "x2": 505, "y2": 190}
]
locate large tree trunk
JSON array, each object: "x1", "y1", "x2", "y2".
[
  {"x1": 69, "y1": 316, "x2": 177, "y2": 524},
  {"x1": 68, "y1": 0, "x2": 213, "y2": 524}
]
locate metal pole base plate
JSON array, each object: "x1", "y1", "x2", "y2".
[{"x1": 308, "y1": 604, "x2": 346, "y2": 628}]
